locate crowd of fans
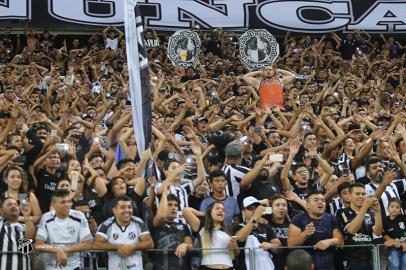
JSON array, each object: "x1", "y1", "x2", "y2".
[{"x1": 0, "y1": 23, "x2": 406, "y2": 270}]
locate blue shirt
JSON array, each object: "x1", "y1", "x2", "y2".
[
  {"x1": 200, "y1": 195, "x2": 240, "y2": 228},
  {"x1": 291, "y1": 212, "x2": 339, "y2": 270}
]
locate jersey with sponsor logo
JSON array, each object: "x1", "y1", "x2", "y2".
[
  {"x1": 336, "y1": 207, "x2": 377, "y2": 265},
  {"x1": 36, "y1": 210, "x2": 92, "y2": 270},
  {"x1": 96, "y1": 216, "x2": 150, "y2": 270},
  {"x1": 383, "y1": 215, "x2": 406, "y2": 242}
]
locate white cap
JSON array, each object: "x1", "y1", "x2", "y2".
[{"x1": 243, "y1": 196, "x2": 260, "y2": 209}]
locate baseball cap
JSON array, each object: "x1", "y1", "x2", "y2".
[
  {"x1": 157, "y1": 149, "x2": 174, "y2": 162},
  {"x1": 225, "y1": 140, "x2": 243, "y2": 156},
  {"x1": 243, "y1": 196, "x2": 260, "y2": 209}
]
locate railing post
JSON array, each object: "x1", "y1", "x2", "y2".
[{"x1": 373, "y1": 244, "x2": 380, "y2": 270}]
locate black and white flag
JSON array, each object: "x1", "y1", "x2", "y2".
[{"x1": 124, "y1": 0, "x2": 152, "y2": 155}]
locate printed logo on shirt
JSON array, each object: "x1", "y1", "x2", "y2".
[
  {"x1": 18, "y1": 239, "x2": 33, "y2": 255},
  {"x1": 399, "y1": 222, "x2": 405, "y2": 230},
  {"x1": 128, "y1": 232, "x2": 136, "y2": 240},
  {"x1": 113, "y1": 233, "x2": 119, "y2": 240},
  {"x1": 167, "y1": 30, "x2": 201, "y2": 68},
  {"x1": 239, "y1": 29, "x2": 279, "y2": 70}
]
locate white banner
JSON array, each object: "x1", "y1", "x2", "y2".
[{"x1": 3, "y1": 1, "x2": 406, "y2": 33}]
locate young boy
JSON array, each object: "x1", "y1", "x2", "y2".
[{"x1": 383, "y1": 198, "x2": 406, "y2": 270}]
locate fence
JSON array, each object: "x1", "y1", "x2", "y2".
[{"x1": 5, "y1": 244, "x2": 390, "y2": 270}]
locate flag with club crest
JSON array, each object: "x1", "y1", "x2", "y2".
[{"x1": 124, "y1": 0, "x2": 152, "y2": 156}]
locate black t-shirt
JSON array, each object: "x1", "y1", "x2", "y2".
[
  {"x1": 188, "y1": 194, "x2": 205, "y2": 211},
  {"x1": 269, "y1": 219, "x2": 289, "y2": 270},
  {"x1": 1, "y1": 34, "x2": 16, "y2": 49},
  {"x1": 234, "y1": 222, "x2": 277, "y2": 270},
  {"x1": 336, "y1": 207, "x2": 376, "y2": 264},
  {"x1": 291, "y1": 212, "x2": 339, "y2": 270},
  {"x1": 205, "y1": 40, "x2": 222, "y2": 56},
  {"x1": 383, "y1": 215, "x2": 406, "y2": 242},
  {"x1": 289, "y1": 180, "x2": 321, "y2": 217},
  {"x1": 340, "y1": 39, "x2": 358, "y2": 60},
  {"x1": 239, "y1": 178, "x2": 280, "y2": 203},
  {"x1": 34, "y1": 168, "x2": 65, "y2": 213},
  {"x1": 150, "y1": 220, "x2": 191, "y2": 270}
]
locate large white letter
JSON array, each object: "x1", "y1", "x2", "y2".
[
  {"x1": 144, "y1": 0, "x2": 255, "y2": 29},
  {"x1": 257, "y1": 0, "x2": 351, "y2": 33},
  {"x1": 0, "y1": 0, "x2": 30, "y2": 19},
  {"x1": 48, "y1": 0, "x2": 123, "y2": 25},
  {"x1": 347, "y1": 2, "x2": 406, "y2": 32}
]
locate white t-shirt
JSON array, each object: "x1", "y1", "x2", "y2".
[
  {"x1": 96, "y1": 216, "x2": 150, "y2": 270},
  {"x1": 105, "y1": 37, "x2": 119, "y2": 51},
  {"x1": 36, "y1": 210, "x2": 93, "y2": 270},
  {"x1": 200, "y1": 229, "x2": 233, "y2": 267}
]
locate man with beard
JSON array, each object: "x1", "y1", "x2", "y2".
[
  {"x1": 240, "y1": 153, "x2": 281, "y2": 202},
  {"x1": 243, "y1": 65, "x2": 295, "y2": 110},
  {"x1": 0, "y1": 197, "x2": 35, "y2": 270},
  {"x1": 363, "y1": 157, "x2": 405, "y2": 217},
  {"x1": 336, "y1": 183, "x2": 382, "y2": 270},
  {"x1": 288, "y1": 191, "x2": 344, "y2": 270},
  {"x1": 94, "y1": 195, "x2": 154, "y2": 270}
]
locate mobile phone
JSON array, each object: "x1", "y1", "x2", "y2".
[
  {"x1": 230, "y1": 236, "x2": 237, "y2": 241},
  {"x1": 71, "y1": 175, "x2": 79, "y2": 191},
  {"x1": 93, "y1": 137, "x2": 100, "y2": 145},
  {"x1": 299, "y1": 100, "x2": 306, "y2": 109},
  {"x1": 18, "y1": 194, "x2": 28, "y2": 207},
  {"x1": 342, "y1": 168, "x2": 350, "y2": 177},
  {"x1": 253, "y1": 127, "x2": 262, "y2": 133},
  {"x1": 263, "y1": 207, "x2": 273, "y2": 215},
  {"x1": 56, "y1": 143, "x2": 69, "y2": 152},
  {"x1": 269, "y1": 154, "x2": 283, "y2": 162},
  {"x1": 84, "y1": 210, "x2": 91, "y2": 219},
  {"x1": 51, "y1": 129, "x2": 57, "y2": 137}
]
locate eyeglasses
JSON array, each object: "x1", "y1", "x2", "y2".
[{"x1": 296, "y1": 170, "x2": 309, "y2": 174}]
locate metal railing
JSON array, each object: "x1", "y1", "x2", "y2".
[{"x1": 5, "y1": 244, "x2": 389, "y2": 270}]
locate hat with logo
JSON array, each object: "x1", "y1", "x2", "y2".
[
  {"x1": 157, "y1": 149, "x2": 175, "y2": 162},
  {"x1": 243, "y1": 196, "x2": 260, "y2": 209}
]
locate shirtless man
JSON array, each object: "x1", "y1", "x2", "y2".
[{"x1": 243, "y1": 65, "x2": 295, "y2": 110}]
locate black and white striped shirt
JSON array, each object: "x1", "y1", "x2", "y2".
[
  {"x1": 365, "y1": 179, "x2": 406, "y2": 216},
  {"x1": 0, "y1": 219, "x2": 30, "y2": 270},
  {"x1": 327, "y1": 197, "x2": 344, "y2": 215},
  {"x1": 155, "y1": 181, "x2": 194, "y2": 212},
  {"x1": 222, "y1": 164, "x2": 250, "y2": 199}
]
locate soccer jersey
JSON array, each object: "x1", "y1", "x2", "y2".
[
  {"x1": 36, "y1": 210, "x2": 92, "y2": 270},
  {"x1": 365, "y1": 179, "x2": 406, "y2": 217},
  {"x1": 0, "y1": 218, "x2": 30, "y2": 270},
  {"x1": 222, "y1": 164, "x2": 250, "y2": 199},
  {"x1": 155, "y1": 181, "x2": 194, "y2": 218},
  {"x1": 150, "y1": 220, "x2": 192, "y2": 270},
  {"x1": 96, "y1": 216, "x2": 150, "y2": 270}
]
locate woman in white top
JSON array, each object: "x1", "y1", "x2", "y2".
[{"x1": 183, "y1": 201, "x2": 239, "y2": 270}]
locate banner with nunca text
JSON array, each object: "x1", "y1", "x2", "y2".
[{"x1": 1, "y1": 0, "x2": 406, "y2": 33}]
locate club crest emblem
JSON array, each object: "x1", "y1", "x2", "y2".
[
  {"x1": 239, "y1": 29, "x2": 279, "y2": 70},
  {"x1": 167, "y1": 30, "x2": 201, "y2": 68},
  {"x1": 18, "y1": 239, "x2": 33, "y2": 255}
]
